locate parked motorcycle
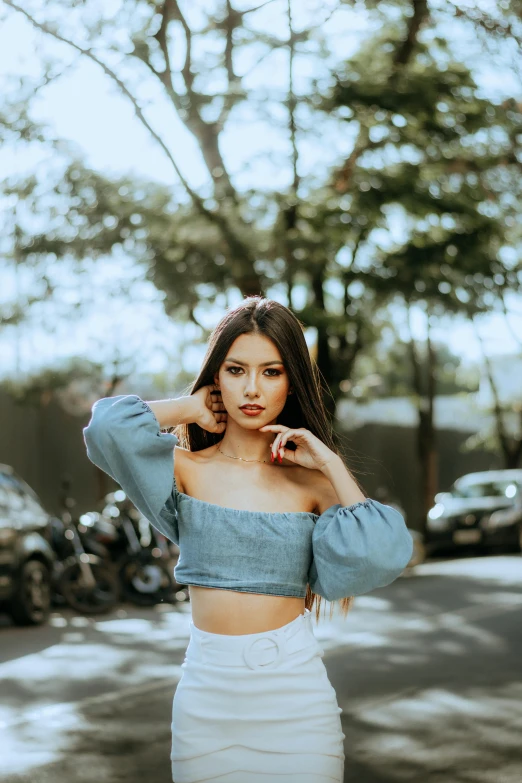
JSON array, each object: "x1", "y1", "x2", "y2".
[
  {"x1": 51, "y1": 494, "x2": 120, "y2": 614},
  {"x1": 90, "y1": 491, "x2": 175, "y2": 606},
  {"x1": 51, "y1": 476, "x2": 187, "y2": 611},
  {"x1": 84, "y1": 490, "x2": 188, "y2": 606}
]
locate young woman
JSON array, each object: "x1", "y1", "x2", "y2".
[{"x1": 83, "y1": 296, "x2": 413, "y2": 783}]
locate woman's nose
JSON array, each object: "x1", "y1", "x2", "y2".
[{"x1": 244, "y1": 372, "x2": 260, "y2": 395}]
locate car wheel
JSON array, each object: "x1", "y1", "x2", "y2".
[{"x1": 9, "y1": 559, "x2": 51, "y2": 626}]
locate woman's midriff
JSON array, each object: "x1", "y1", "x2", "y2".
[{"x1": 188, "y1": 585, "x2": 306, "y2": 635}]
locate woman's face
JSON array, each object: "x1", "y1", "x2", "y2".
[{"x1": 214, "y1": 332, "x2": 292, "y2": 428}]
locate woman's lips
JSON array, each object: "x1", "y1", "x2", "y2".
[{"x1": 239, "y1": 406, "x2": 265, "y2": 416}]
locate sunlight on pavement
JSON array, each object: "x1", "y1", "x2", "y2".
[
  {"x1": 411, "y1": 555, "x2": 522, "y2": 584},
  {"x1": 312, "y1": 556, "x2": 522, "y2": 653},
  {"x1": 0, "y1": 671, "x2": 184, "y2": 776},
  {"x1": 348, "y1": 683, "x2": 522, "y2": 780},
  {"x1": 0, "y1": 609, "x2": 191, "y2": 777},
  {"x1": 94, "y1": 610, "x2": 192, "y2": 638},
  {"x1": 1, "y1": 705, "x2": 88, "y2": 776}
]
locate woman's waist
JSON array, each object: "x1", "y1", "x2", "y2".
[
  {"x1": 185, "y1": 608, "x2": 322, "y2": 671},
  {"x1": 188, "y1": 584, "x2": 306, "y2": 635}
]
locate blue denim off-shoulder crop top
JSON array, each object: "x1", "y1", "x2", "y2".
[{"x1": 82, "y1": 394, "x2": 413, "y2": 601}]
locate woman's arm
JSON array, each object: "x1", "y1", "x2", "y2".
[
  {"x1": 144, "y1": 396, "x2": 195, "y2": 430},
  {"x1": 83, "y1": 395, "x2": 184, "y2": 543},
  {"x1": 316, "y1": 455, "x2": 366, "y2": 512},
  {"x1": 308, "y1": 498, "x2": 413, "y2": 601},
  {"x1": 309, "y1": 460, "x2": 412, "y2": 601},
  {"x1": 254, "y1": 421, "x2": 413, "y2": 601},
  {"x1": 83, "y1": 387, "x2": 226, "y2": 544}
]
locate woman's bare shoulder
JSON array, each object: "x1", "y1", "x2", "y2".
[
  {"x1": 302, "y1": 467, "x2": 341, "y2": 513},
  {"x1": 173, "y1": 443, "x2": 217, "y2": 493},
  {"x1": 279, "y1": 464, "x2": 340, "y2": 514},
  {"x1": 174, "y1": 446, "x2": 339, "y2": 512},
  {"x1": 175, "y1": 444, "x2": 218, "y2": 463},
  {"x1": 174, "y1": 446, "x2": 192, "y2": 493}
]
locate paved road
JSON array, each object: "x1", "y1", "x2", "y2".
[{"x1": 1, "y1": 555, "x2": 521, "y2": 783}]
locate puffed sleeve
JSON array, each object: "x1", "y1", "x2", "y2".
[
  {"x1": 308, "y1": 498, "x2": 413, "y2": 601},
  {"x1": 82, "y1": 394, "x2": 180, "y2": 544}
]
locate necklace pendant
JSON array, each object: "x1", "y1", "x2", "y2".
[{"x1": 217, "y1": 446, "x2": 267, "y2": 464}]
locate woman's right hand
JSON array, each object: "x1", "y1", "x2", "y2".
[{"x1": 186, "y1": 384, "x2": 227, "y2": 434}]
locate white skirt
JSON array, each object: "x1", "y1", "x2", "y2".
[{"x1": 170, "y1": 608, "x2": 345, "y2": 783}]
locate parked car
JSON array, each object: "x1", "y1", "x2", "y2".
[
  {"x1": 0, "y1": 464, "x2": 55, "y2": 625},
  {"x1": 425, "y1": 469, "x2": 522, "y2": 556}
]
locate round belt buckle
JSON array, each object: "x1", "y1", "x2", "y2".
[{"x1": 242, "y1": 633, "x2": 285, "y2": 670}]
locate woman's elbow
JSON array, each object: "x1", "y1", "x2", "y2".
[{"x1": 370, "y1": 527, "x2": 414, "y2": 580}]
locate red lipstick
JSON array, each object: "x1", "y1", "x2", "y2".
[{"x1": 239, "y1": 405, "x2": 265, "y2": 417}]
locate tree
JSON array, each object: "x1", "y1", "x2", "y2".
[{"x1": 321, "y1": 18, "x2": 521, "y2": 522}]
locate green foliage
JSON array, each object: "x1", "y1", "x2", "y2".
[{"x1": 317, "y1": 30, "x2": 521, "y2": 319}]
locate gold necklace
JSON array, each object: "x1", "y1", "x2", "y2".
[{"x1": 217, "y1": 446, "x2": 269, "y2": 464}]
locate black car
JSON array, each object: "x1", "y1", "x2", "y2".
[
  {"x1": 0, "y1": 464, "x2": 56, "y2": 625},
  {"x1": 425, "y1": 469, "x2": 522, "y2": 556}
]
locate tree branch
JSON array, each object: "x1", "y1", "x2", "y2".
[
  {"x1": 3, "y1": 0, "x2": 262, "y2": 293},
  {"x1": 3, "y1": 2, "x2": 201, "y2": 208},
  {"x1": 449, "y1": 1, "x2": 522, "y2": 49},
  {"x1": 281, "y1": 0, "x2": 300, "y2": 295},
  {"x1": 393, "y1": 0, "x2": 429, "y2": 67},
  {"x1": 496, "y1": 286, "x2": 522, "y2": 351},
  {"x1": 150, "y1": 0, "x2": 182, "y2": 109},
  {"x1": 406, "y1": 303, "x2": 424, "y2": 403},
  {"x1": 472, "y1": 317, "x2": 514, "y2": 461},
  {"x1": 163, "y1": 0, "x2": 240, "y2": 202}
]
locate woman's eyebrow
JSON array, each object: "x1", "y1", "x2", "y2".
[{"x1": 224, "y1": 358, "x2": 284, "y2": 366}]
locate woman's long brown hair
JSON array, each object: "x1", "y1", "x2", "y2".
[{"x1": 173, "y1": 295, "x2": 364, "y2": 622}]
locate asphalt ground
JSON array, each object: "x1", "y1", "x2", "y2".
[{"x1": 1, "y1": 554, "x2": 521, "y2": 783}]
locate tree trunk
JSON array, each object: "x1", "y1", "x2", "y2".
[
  {"x1": 472, "y1": 319, "x2": 522, "y2": 469},
  {"x1": 408, "y1": 304, "x2": 439, "y2": 533},
  {"x1": 416, "y1": 406, "x2": 438, "y2": 534}
]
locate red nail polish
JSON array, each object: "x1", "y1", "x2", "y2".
[{"x1": 271, "y1": 453, "x2": 274, "y2": 462}]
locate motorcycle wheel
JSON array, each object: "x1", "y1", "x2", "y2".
[
  {"x1": 60, "y1": 559, "x2": 119, "y2": 614},
  {"x1": 119, "y1": 556, "x2": 175, "y2": 606},
  {"x1": 9, "y1": 559, "x2": 51, "y2": 626}
]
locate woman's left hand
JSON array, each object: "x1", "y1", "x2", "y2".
[{"x1": 258, "y1": 424, "x2": 337, "y2": 472}]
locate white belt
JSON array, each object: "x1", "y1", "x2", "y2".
[{"x1": 189, "y1": 612, "x2": 324, "y2": 671}]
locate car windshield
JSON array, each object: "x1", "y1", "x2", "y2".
[{"x1": 451, "y1": 478, "x2": 520, "y2": 499}]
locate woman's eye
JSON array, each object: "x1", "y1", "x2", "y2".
[{"x1": 225, "y1": 367, "x2": 282, "y2": 376}]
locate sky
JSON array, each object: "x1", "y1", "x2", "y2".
[{"x1": 0, "y1": 0, "x2": 521, "y2": 384}]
